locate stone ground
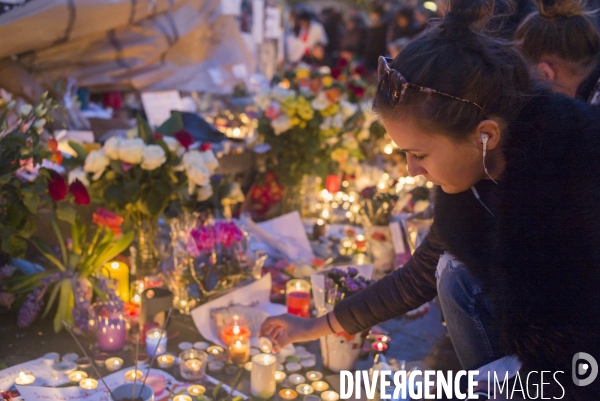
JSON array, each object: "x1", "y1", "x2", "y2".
[{"x1": 0, "y1": 299, "x2": 462, "y2": 400}]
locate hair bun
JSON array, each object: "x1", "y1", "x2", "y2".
[
  {"x1": 537, "y1": 0, "x2": 585, "y2": 18},
  {"x1": 442, "y1": 0, "x2": 494, "y2": 33}
]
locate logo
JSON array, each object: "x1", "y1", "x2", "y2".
[{"x1": 572, "y1": 352, "x2": 598, "y2": 386}]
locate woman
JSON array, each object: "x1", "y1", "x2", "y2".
[
  {"x1": 261, "y1": 0, "x2": 600, "y2": 399},
  {"x1": 514, "y1": 0, "x2": 600, "y2": 99}
]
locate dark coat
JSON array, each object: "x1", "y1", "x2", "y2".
[{"x1": 335, "y1": 90, "x2": 600, "y2": 400}]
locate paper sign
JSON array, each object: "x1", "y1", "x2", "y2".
[
  {"x1": 254, "y1": 211, "x2": 315, "y2": 262},
  {"x1": 207, "y1": 68, "x2": 225, "y2": 85},
  {"x1": 190, "y1": 274, "x2": 286, "y2": 346},
  {"x1": 220, "y1": 0, "x2": 242, "y2": 15},
  {"x1": 140, "y1": 91, "x2": 183, "y2": 128},
  {"x1": 265, "y1": 7, "x2": 281, "y2": 40},
  {"x1": 252, "y1": 0, "x2": 264, "y2": 43},
  {"x1": 232, "y1": 63, "x2": 248, "y2": 79},
  {"x1": 389, "y1": 221, "x2": 406, "y2": 255},
  {"x1": 17, "y1": 385, "x2": 98, "y2": 401}
]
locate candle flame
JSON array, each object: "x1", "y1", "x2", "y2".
[
  {"x1": 235, "y1": 340, "x2": 242, "y2": 347},
  {"x1": 111, "y1": 261, "x2": 119, "y2": 269},
  {"x1": 19, "y1": 372, "x2": 26, "y2": 379},
  {"x1": 233, "y1": 326, "x2": 240, "y2": 334}
]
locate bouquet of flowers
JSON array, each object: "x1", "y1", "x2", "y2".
[
  {"x1": 7, "y1": 207, "x2": 133, "y2": 333},
  {"x1": 256, "y1": 64, "x2": 364, "y2": 192},
  {"x1": 324, "y1": 266, "x2": 373, "y2": 303}
]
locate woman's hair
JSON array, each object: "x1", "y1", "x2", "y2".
[
  {"x1": 514, "y1": 0, "x2": 600, "y2": 68},
  {"x1": 373, "y1": 0, "x2": 534, "y2": 142}
]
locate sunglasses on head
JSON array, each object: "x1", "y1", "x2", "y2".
[{"x1": 377, "y1": 56, "x2": 483, "y2": 111}]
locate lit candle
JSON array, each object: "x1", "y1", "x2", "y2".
[
  {"x1": 373, "y1": 334, "x2": 391, "y2": 343},
  {"x1": 297, "y1": 384, "x2": 314, "y2": 395},
  {"x1": 355, "y1": 235, "x2": 367, "y2": 252},
  {"x1": 288, "y1": 374, "x2": 306, "y2": 385},
  {"x1": 173, "y1": 395, "x2": 192, "y2": 401},
  {"x1": 157, "y1": 354, "x2": 175, "y2": 369},
  {"x1": 372, "y1": 341, "x2": 388, "y2": 352},
  {"x1": 258, "y1": 336, "x2": 272, "y2": 353},
  {"x1": 274, "y1": 371, "x2": 286, "y2": 383},
  {"x1": 311, "y1": 381, "x2": 330, "y2": 392},
  {"x1": 14, "y1": 372, "x2": 35, "y2": 386},
  {"x1": 179, "y1": 349, "x2": 207, "y2": 380},
  {"x1": 68, "y1": 371, "x2": 88, "y2": 383},
  {"x1": 103, "y1": 261, "x2": 130, "y2": 301},
  {"x1": 220, "y1": 323, "x2": 251, "y2": 345},
  {"x1": 285, "y1": 362, "x2": 302, "y2": 373},
  {"x1": 130, "y1": 280, "x2": 144, "y2": 305},
  {"x1": 187, "y1": 385, "x2": 206, "y2": 396},
  {"x1": 79, "y1": 378, "x2": 98, "y2": 390},
  {"x1": 206, "y1": 345, "x2": 225, "y2": 358},
  {"x1": 97, "y1": 312, "x2": 126, "y2": 352},
  {"x1": 250, "y1": 353, "x2": 277, "y2": 399},
  {"x1": 244, "y1": 362, "x2": 253, "y2": 371},
  {"x1": 124, "y1": 369, "x2": 143, "y2": 381},
  {"x1": 313, "y1": 219, "x2": 326, "y2": 240},
  {"x1": 105, "y1": 357, "x2": 123, "y2": 372},
  {"x1": 185, "y1": 359, "x2": 203, "y2": 372},
  {"x1": 146, "y1": 328, "x2": 167, "y2": 357},
  {"x1": 229, "y1": 339, "x2": 250, "y2": 365},
  {"x1": 320, "y1": 391, "x2": 340, "y2": 401},
  {"x1": 286, "y1": 279, "x2": 311, "y2": 318},
  {"x1": 306, "y1": 371, "x2": 323, "y2": 382},
  {"x1": 280, "y1": 389, "x2": 298, "y2": 400}
]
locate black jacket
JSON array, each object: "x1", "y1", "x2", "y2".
[{"x1": 334, "y1": 90, "x2": 600, "y2": 400}]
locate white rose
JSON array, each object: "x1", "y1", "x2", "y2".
[
  {"x1": 200, "y1": 150, "x2": 219, "y2": 174},
  {"x1": 332, "y1": 113, "x2": 344, "y2": 129},
  {"x1": 320, "y1": 117, "x2": 332, "y2": 131},
  {"x1": 118, "y1": 138, "x2": 145, "y2": 164},
  {"x1": 311, "y1": 92, "x2": 331, "y2": 111},
  {"x1": 84, "y1": 149, "x2": 110, "y2": 180},
  {"x1": 187, "y1": 163, "x2": 210, "y2": 194},
  {"x1": 182, "y1": 150, "x2": 204, "y2": 169},
  {"x1": 68, "y1": 167, "x2": 90, "y2": 187},
  {"x1": 197, "y1": 185, "x2": 213, "y2": 201},
  {"x1": 141, "y1": 145, "x2": 166, "y2": 170},
  {"x1": 33, "y1": 118, "x2": 46, "y2": 131},
  {"x1": 271, "y1": 115, "x2": 293, "y2": 135},
  {"x1": 104, "y1": 136, "x2": 122, "y2": 160},
  {"x1": 19, "y1": 104, "x2": 32, "y2": 117},
  {"x1": 340, "y1": 100, "x2": 358, "y2": 118},
  {"x1": 162, "y1": 136, "x2": 181, "y2": 153},
  {"x1": 126, "y1": 128, "x2": 139, "y2": 139}
]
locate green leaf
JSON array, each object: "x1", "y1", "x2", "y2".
[
  {"x1": 2, "y1": 235, "x2": 28, "y2": 258},
  {"x1": 29, "y1": 237, "x2": 66, "y2": 271},
  {"x1": 156, "y1": 111, "x2": 183, "y2": 136},
  {"x1": 17, "y1": 218, "x2": 37, "y2": 239},
  {"x1": 90, "y1": 278, "x2": 108, "y2": 302},
  {"x1": 136, "y1": 114, "x2": 154, "y2": 144},
  {"x1": 53, "y1": 278, "x2": 73, "y2": 333},
  {"x1": 50, "y1": 214, "x2": 68, "y2": 266},
  {"x1": 56, "y1": 204, "x2": 77, "y2": 225},
  {"x1": 4, "y1": 271, "x2": 48, "y2": 293},
  {"x1": 22, "y1": 190, "x2": 40, "y2": 214},
  {"x1": 90, "y1": 231, "x2": 134, "y2": 272},
  {"x1": 42, "y1": 280, "x2": 62, "y2": 319},
  {"x1": 212, "y1": 383, "x2": 223, "y2": 399},
  {"x1": 231, "y1": 397, "x2": 243, "y2": 401},
  {"x1": 68, "y1": 140, "x2": 89, "y2": 162}
]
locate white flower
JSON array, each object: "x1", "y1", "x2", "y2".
[
  {"x1": 126, "y1": 128, "x2": 139, "y2": 139},
  {"x1": 162, "y1": 136, "x2": 181, "y2": 153},
  {"x1": 332, "y1": 113, "x2": 344, "y2": 129},
  {"x1": 320, "y1": 117, "x2": 332, "y2": 131},
  {"x1": 187, "y1": 163, "x2": 210, "y2": 194},
  {"x1": 104, "y1": 136, "x2": 122, "y2": 160},
  {"x1": 197, "y1": 185, "x2": 213, "y2": 201},
  {"x1": 6, "y1": 100, "x2": 15, "y2": 110},
  {"x1": 118, "y1": 138, "x2": 145, "y2": 164},
  {"x1": 84, "y1": 149, "x2": 110, "y2": 180},
  {"x1": 342, "y1": 136, "x2": 359, "y2": 150},
  {"x1": 200, "y1": 149, "x2": 219, "y2": 174},
  {"x1": 68, "y1": 167, "x2": 90, "y2": 187},
  {"x1": 311, "y1": 92, "x2": 331, "y2": 111},
  {"x1": 19, "y1": 104, "x2": 32, "y2": 117},
  {"x1": 141, "y1": 145, "x2": 166, "y2": 170},
  {"x1": 271, "y1": 115, "x2": 293, "y2": 135},
  {"x1": 340, "y1": 100, "x2": 358, "y2": 118},
  {"x1": 33, "y1": 118, "x2": 46, "y2": 132}
]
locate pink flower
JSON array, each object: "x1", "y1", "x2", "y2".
[
  {"x1": 191, "y1": 226, "x2": 216, "y2": 252},
  {"x1": 264, "y1": 102, "x2": 282, "y2": 120}
]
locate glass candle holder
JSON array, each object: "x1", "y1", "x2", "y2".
[
  {"x1": 179, "y1": 349, "x2": 208, "y2": 381},
  {"x1": 95, "y1": 303, "x2": 126, "y2": 352},
  {"x1": 220, "y1": 316, "x2": 251, "y2": 345},
  {"x1": 250, "y1": 353, "x2": 277, "y2": 399},
  {"x1": 130, "y1": 280, "x2": 145, "y2": 305},
  {"x1": 146, "y1": 328, "x2": 167, "y2": 357},
  {"x1": 228, "y1": 338, "x2": 250, "y2": 366},
  {"x1": 286, "y1": 279, "x2": 311, "y2": 318}
]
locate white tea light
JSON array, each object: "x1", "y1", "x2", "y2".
[
  {"x1": 320, "y1": 391, "x2": 339, "y2": 401},
  {"x1": 288, "y1": 374, "x2": 306, "y2": 385},
  {"x1": 124, "y1": 369, "x2": 143, "y2": 381},
  {"x1": 158, "y1": 354, "x2": 175, "y2": 369},
  {"x1": 187, "y1": 385, "x2": 206, "y2": 396},
  {"x1": 173, "y1": 395, "x2": 192, "y2": 401},
  {"x1": 244, "y1": 362, "x2": 253, "y2": 371},
  {"x1": 306, "y1": 371, "x2": 323, "y2": 382},
  {"x1": 296, "y1": 384, "x2": 314, "y2": 395},
  {"x1": 105, "y1": 357, "x2": 123, "y2": 372},
  {"x1": 311, "y1": 381, "x2": 330, "y2": 392},
  {"x1": 14, "y1": 372, "x2": 35, "y2": 386},
  {"x1": 42, "y1": 353, "x2": 60, "y2": 366},
  {"x1": 274, "y1": 371, "x2": 286, "y2": 383},
  {"x1": 79, "y1": 378, "x2": 98, "y2": 390},
  {"x1": 68, "y1": 371, "x2": 88, "y2": 383}
]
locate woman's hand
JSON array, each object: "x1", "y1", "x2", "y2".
[{"x1": 259, "y1": 312, "x2": 344, "y2": 352}]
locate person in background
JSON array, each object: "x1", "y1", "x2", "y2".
[
  {"x1": 286, "y1": 7, "x2": 328, "y2": 64},
  {"x1": 515, "y1": 0, "x2": 600, "y2": 98},
  {"x1": 387, "y1": 6, "x2": 424, "y2": 43},
  {"x1": 339, "y1": 15, "x2": 368, "y2": 62},
  {"x1": 363, "y1": 4, "x2": 390, "y2": 72},
  {"x1": 321, "y1": 7, "x2": 344, "y2": 60}
]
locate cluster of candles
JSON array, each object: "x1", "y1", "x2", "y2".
[
  {"x1": 370, "y1": 334, "x2": 391, "y2": 353},
  {"x1": 315, "y1": 189, "x2": 361, "y2": 225}
]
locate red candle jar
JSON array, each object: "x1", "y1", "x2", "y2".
[
  {"x1": 286, "y1": 279, "x2": 311, "y2": 318},
  {"x1": 220, "y1": 316, "x2": 251, "y2": 345},
  {"x1": 325, "y1": 175, "x2": 341, "y2": 193},
  {"x1": 354, "y1": 235, "x2": 367, "y2": 253},
  {"x1": 372, "y1": 341, "x2": 388, "y2": 352}
]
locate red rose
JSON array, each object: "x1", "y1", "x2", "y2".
[
  {"x1": 48, "y1": 170, "x2": 67, "y2": 201},
  {"x1": 331, "y1": 68, "x2": 342, "y2": 79},
  {"x1": 372, "y1": 232, "x2": 387, "y2": 242},
  {"x1": 69, "y1": 180, "x2": 90, "y2": 205},
  {"x1": 353, "y1": 64, "x2": 367, "y2": 76},
  {"x1": 349, "y1": 83, "x2": 365, "y2": 98},
  {"x1": 48, "y1": 138, "x2": 58, "y2": 152},
  {"x1": 174, "y1": 130, "x2": 194, "y2": 150},
  {"x1": 200, "y1": 143, "x2": 212, "y2": 151},
  {"x1": 336, "y1": 57, "x2": 349, "y2": 69},
  {"x1": 53, "y1": 151, "x2": 63, "y2": 164},
  {"x1": 93, "y1": 208, "x2": 124, "y2": 235},
  {"x1": 153, "y1": 133, "x2": 164, "y2": 140}
]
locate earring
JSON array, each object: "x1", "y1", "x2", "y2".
[{"x1": 481, "y1": 134, "x2": 497, "y2": 184}]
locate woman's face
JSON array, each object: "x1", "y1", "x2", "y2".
[{"x1": 382, "y1": 116, "x2": 485, "y2": 193}]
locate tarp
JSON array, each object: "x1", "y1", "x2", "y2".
[{"x1": 0, "y1": 0, "x2": 254, "y2": 93}]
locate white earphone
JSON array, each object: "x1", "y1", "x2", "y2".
[{"x1": 480, "y1": 133, "x2": 497, "y2": 184}]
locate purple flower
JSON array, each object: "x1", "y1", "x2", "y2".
[
  {"x1": 347, "y1": 267, "x2": 358, "y2": 278},
  {"x1": 17, "y1": 288, "x2": 44, "y2": 328}
]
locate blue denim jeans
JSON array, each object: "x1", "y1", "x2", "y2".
[{"x1": 436, "y1": 253, "x2": 505, "y2": 370}]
